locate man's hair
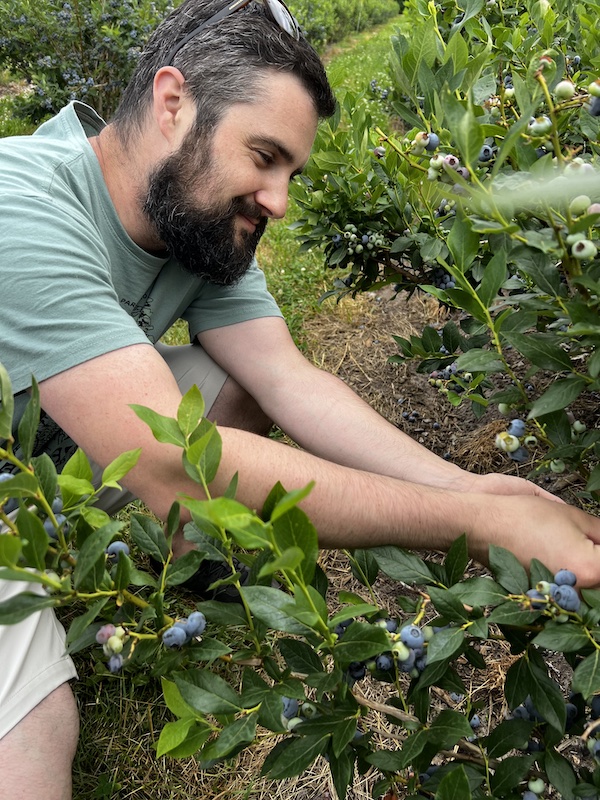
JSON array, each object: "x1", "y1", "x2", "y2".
[{"x1": 111, "y1": 0, "x2": 336, "y2": 142}]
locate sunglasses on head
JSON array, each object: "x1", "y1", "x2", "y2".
[{"x1": 164, "y1": 0, "x2": 301, "y2": 65}]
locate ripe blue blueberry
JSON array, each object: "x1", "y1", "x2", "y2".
[
  {"x1": 348, "y1": 661, "x2": 366, "y2": 680},
  {"x1": 425, "y1": 132, "x2": 440, "y2": 151},
  {"x1": 186, "y1": 611, "x2": 206, "y2": 637},
  {"x1": 512, "y1": 704, "x2": 529, "y2": 720},
  {"x1": 478, "y1": 144, "x2": 494, "y2": 162},
  {"x1": 400, "y1": 624, "x2": 425, "y2": 649},
  {"x1": 332, "y1": 234, "x2": 342, "y2": 245},
  {"x1": 554, "y1": 569, "x2": 576, "y2": 586},
  {"x1": 507, "y1": 419, "x2": 526, "y2": 437},
  {"x1": 553, "y1": 584, "x2": 581, "y2": 612},
  {"x1": 107, "y1": 654, "x2": 123, "y2": 673},
  {"x1": 106, "y1": 541, "x2": 130, "y2": 559},
  {"x1": 470, "y1": 714, "x2": 481, "y2": 729},
  {"x1": 375, "y1": 653, "x2": 394, "y2": 671},
  {"x1": 590, "y1": 695, "x2": 600, "y2": 720},
  {"x1": 51, "y1": 495, "x2": 64, "y2": 513},
  {"x1": 522, "y1": 792, "x2": 538, "y2": 800},
  {"x1": 162, "y1": 626, "x2": 187, "y2": 648},
  {"x1": 281, "y1": 696, "x2": 299, "y2": 719},
  {"x1": 509, "y1": 446, "x2": 529, "y2": 463}
]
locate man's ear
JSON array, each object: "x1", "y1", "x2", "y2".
[{"x1": 152, "y1": 66, "x2": 193, "y2": 145}]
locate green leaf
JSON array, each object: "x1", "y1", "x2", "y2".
[
  {"x1": 532, "y1": 622, "x2": 590, "y2": 653},
  {"x1": 455, "y1": 349, "x2": 506, "y2": 373},
  {"x1": 261, "y1": 734, "x2": 329, "y2": 780},
  {"x1": 447, "y1": 213, "x2": 481, "y2": 272},
  {"x1": 0, "y1": 591, "x2": 59, "y2": 624},
  {"x1": 333, "y1": 621, "x2": 390, "y2": 666},
  {"x1": 349, "y1": 548, "x2": 380, "y2": 587},
  {"x1": 164, "y1": 550, "x2": 204, "y2": 586},
  {"x1": 0, "y1": 536, "x2": 23, "y2": 567},
  {"x1": 174, "y1": 670, "x2": 243, "y2": 715},
  {"x1": 61, "y1": 447, "x2": 93, "y2": 482},
  {"x1": 241, "y1": 586, "x2": 313, "y2": 635},
  {"x1": 17, "y1": 508, "x2": 49, "y2": 571},
  {"x1": 101, "y1": 448, "x2": 141, "y2": 488},
  {"x1": 441, "y1": 93, "x2": 485, "y2": 168},
  {"x1": 449, "y1": 577, "x2": 506, "y2": 607},
  {"x1": 572, "y1": 651, "x2": 600, "y2": 698},
  {"x1": 428, "y1": 709, "x2": 474, "y2": 748},
  {"x1": 490, "y1": 754, "x2": 536, "y2": 795},
  {"x1": 66, "y1": 598, "x2": 109, "y2": 646},
  {"x1": 328, "y1": 745, "x2": 354, "y2": 800},
  {"x1": 162, "y1": 677, "x2": 197, "y2": 718},
  {"x1": 544, "y1": 748, "x2": 577, "y2": 800},
  {"x1": 427, "y1": 586, "x2": 471, "y2": 624},
  {"x1": 199, "y1": 713, "x2": 257, "y2": 762},
  {"x1": 485, "y1": 718, "x2": 534, "y2": 758},
  {"x1": 0, "y1": 471, "x2": 39, "y2": 500},
  {"x1": 425, "y1": 627, "x2": 465, "y2": 666},
  {"x1": 31, "y1": 454, "x2": 58, "y2": 507},
  {"x1": 436, "y1": 765, "x2": 472, "y2": 800},
  {"x1": 129, "y1": 404, "x2": 186, "y2": 446},
  {"x1": 445, "y1": 534, "x2": 469, "y2": 586},
  {"x1": 270, "y1": 483, "x2": 315, "y2": 521},
  {"x1": 371, "y1": 547, "x2": 435, "y2": 585},
  {"x1": 503, "y1": 332, "x2": 572, "y2": 371},
  {"x1": 0, "y1": 362, "x2": 15, "y2": 441},
  {"x1": 278, "y1": 639, "x2": 323, "y2": 675},
  {"x1": 176, "y1": 384, "x2": 205, "y2": 439},
  {"x1": 331, "y1": 718, "x2": 358, "y2": 759},
  {"x1": 17, "y1": 378, "x2": 40, "y2": 463},
  {"x1": 258, "y1": 546, "x2": 305, "y2": 578},
  {"x1": 489, "y1": 545, "x2": 529, "y2": 594},
  {"x1": 165, "y1": 723, "x2": 212, "y2": 759},
  {"x1": 130, "y1": 512, "x2": 169, "y2": 562},
  {"x1": 184, "y1": 420, "x2": 222, "y2": 485},
  {"x1": 527, "y1": 377, "x2": 587, "y2": 419},
  {"x1": 478, "y1": 249, "x2": 507, "y2": 307},
  {"x1": 487, "y1": 601, "x2": 541, "y2": 627},
  {"x1": 73, "y1": 521, "x2": 123, "y2": 590},
  {"x1": 155, "y1": 718, "x2": 197, "y2": 758}
]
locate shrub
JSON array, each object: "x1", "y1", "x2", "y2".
[
  {"x1": 3, "y1": 360, "x2": 600, "y2": 798},
  {"x1": 289, "y1": 0, "x2": 600, "y2": 492}
]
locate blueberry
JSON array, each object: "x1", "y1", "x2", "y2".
[
  {"x1": 107, "y1": 654, "x2": 123, "y2": 673},
  {"x1": 375, "y1": 653, "x2": 394, "y2": 671},
  {"x1": 425, "y1": 132, "x2": 440, "y2": 151},
  {"x1": 332, "y1": 234, "x2": 342, "y2": 245},
  {"x1": 162, "y1": 626, "x2": 188, "y2": 648},
  {"x1": 106, "y1": 541, "x2": 130, "y2": 559},
  {"x1": 398, "y1": 649, "x2": 417, "y2": 672},
  {"x1": 590, "y1": 695, "x2": 600, "y2": 720},
  {"x1": 186, "y1": 611, "x2": 206, "y2": 637},
  {"x1": 400, "y1": 624, "x2": 425, "y2": 649},
  {"x1": 450, "y1": 692, "x2": 464, "y2": 703},
  {"x1": 554, "y1": 569, "x2": 576, "y2": 586},
  {"x1": 527, "y1": 777, "x2": 545, "y2": 795},
  {"x1": 51, "y1": 495, "x2": 64, "y2": 513},
  {"x1": 554, "y1": 584, "x2": 581, "y2": 612},
  {"x1": 281, "y1": 696, "x2": 299, "y2": 719},
  {"x1": 96, "y1": 623, "x2": 116, "y2": 645},
  {"x1": 522, "y1": 792, "x2": 538, "y2": 800},
  {"x1": 512, "y1": 704, "x2": 529, "y2": 720},
  {"x1": 373, "y1": 146, "x2": 386, "y2": 158},
  {"x1": 470, "y1": 714, "x2": 481, "y2": 729},
  {"x1": 348, "y1": 661, "x2": 366, "y2": 680},
  {"x1": 43, "y1": 513, "x2": 67, "y2": 540},
  {"x1": 478, "y1": 144, "x2": 494, "y2": 162},
  {"x1": 507, "y1": 419, "x2": 526, "y2": 437},
  {"x1": 526, "y1": 588, "x2": 547, "y2": 609},
  {"x1": 509, "y1": 446, "x2": 529, "y2": 463}
]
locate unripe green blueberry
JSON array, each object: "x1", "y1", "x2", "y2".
[
  {"x1": 566, "y1": 232, "x2": 586, "y2": 245},
  {"x1": 524, "y1": 435, "x2": 538, "y2": 447},
  {"x1": 301, "y1": 702, "x2": 318, "y2": 719},
  {"x1": 554, "y1": 80, "x2": 575, "y2": 100},
  {"x1": 589, "y1": 80, "x2": 600, "y2": 98},
  {"x1": 429, "y1": 154, "x2": 445, "y2": 170},
  {"x1": 528, "y1": 115, "x2": 552, "y2": 135},
  {"x1": 495, "y1": 432, "x2": 520, "y2": 453},
  {"x1": 572, "y1": 238, "x2": 598, "y2": 260},
  {"x1": 391, "y1": 641, "x2": 411, "y2": 661},
  {"x1": 498, "y1": 403, "x2": 511, "y2": 415},
  {"x1": 427, "y1": 167, "x2": 439, "y2": 181},
  {"x1": 504, "y1": 87, "x2": 515, "y2": 99},
  {"x1": 572, "y1": 420, "x2": 586, "y2": 433},
  {"x1": 107, "y1": 635, "x2": 124, "y2": 654},
  {"x1": 355, "y1": 244, "x2": 364, "y2": 253},
  {"x1": 569, "y1": 195, "x2": 592, "y2": 216},
  {"x1": 114, "y1": 626, "x2": 126, "y2": 640},
  {"x1": 528, "y1": 777, "x2": 545, "y2": 795},
  {"x1": 286, "y1": 716, "x2": 304, "y2": 732},
  {"x1": 550, "y1": 458, "x2": 566, "y2": 473}
]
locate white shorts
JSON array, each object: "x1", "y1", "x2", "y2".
[{"x1": 0, "y1": 342, "x2": 228, "y2": 738}]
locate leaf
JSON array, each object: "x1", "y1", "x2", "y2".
[
  {"x1": 490, "y1": 754, "x2": 536, "y2": 795},
  {"x1": 129, "y1": 404, "x2": 185, "y2": 447},
  {"x1": 0, "y1": 362, "x2": 14, "y2": 441},
  {"x1": 17, "y1": 378, "x2": 40, "y2": 463},
  {"x1": 162, "y1": 677, "x2": 197, "y2": 718},
  {"x1": 328, "y1": 746, "x2": 354, "y2": 800},
  {"x1": 532, "y1": 622, "x2": 590, "y2": 653},
  {"x1": 66, "y1": 598, "x2": 109, "y2": 646},
  {"x1": 455, "y1": 349, "x2": 506, "y2": 373},
  {"x1": 333, "y1": 621, "x2": 390, "y2": 666},
  {"x1": 0, "y1": 535, "x2": 23, "y2": 567},
  {"x1": 449, "y1": 577, "x2": 506, "y2": 607},
  {"x1": 164, "y1": 550, "x2": 204, "y2": 586},
  {"x1": 155, "y1": 718, "x2": 197, "y2": 758},
  {"x1": 261, "y1": 734, "x2": 329, "y2": 780},
  {"x1": 101, "y1": 448, "x2": 141, "y2": 489},
  {"x1": 445, "y1": 534, "x2": 469, "y2": 586},
  {"x1": 478, "y1": 249, "x2": 507, "y2": 307},
  {"x1": 258, "y1": 546, "x2": 305, "y2": 578},
  {"x1": 436, "y1": 765, "x2": 473, "y2": 800},
  {"x1": 447, "y1": 213, "x2": 481, "y2": 272},
  {"x1": 485, "y1": 718, "x2": 534, "y2": 758},
  {"x1": 544, "y1": 748, "x2": 577, "y2": 800},
  {"x1": 425, "y1": 627, "x2": 465, "y2": 666},
  {"x1": 17, "y1": 508, "x2": 48, "y2": 571},
  {"x1": 73, "y1": 521, "x2": 122, "y2": 589},
  {"x1": 489, "y1": 545, "x2": 529, "y2": 594},
  {"x1": 503, "y1": 332, "x2": 572, "y2": 371},
  {"x1": 572, "y1": 651, "x2": 600, "y2": 698},
  {"x1": 174, "y1": 670, "x2": 242, "y2": 715},
  {"x1": 428, "y1": 709, "x2": 474, "y2": 748},
  {"x1": 371, "y1": 547, "x2": 435, "y2": 585},
  {"x1": 176, "y1": 384, "x2": 205, "y2": 438},
  {"x1": 241, "y1": 586, "x2": 313, "y2": 635},
  {"x1": 427, "y1": 586, "x2": 471, "y2": 624},
  {"x1": 199, "y1": 714, "x2": 257, "y2": 762},
  {"x1": 0, "y1": 591, "x2": 59, "y2": 624},
  {"x1": 130, "y1": 512, "x2": 169, "y2": 562},
  {"x1": 278, "y1": 639, "x2": 323, "y2": 675},
  {"x1": 270, "y1": 483, "x2": 315, "y2": 521},
  {"x1": 527, "y1": 377, "x2": 587, "y2": 419}
]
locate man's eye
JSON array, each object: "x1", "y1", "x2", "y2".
[{"x1": 257, "y1": 151, "x2": 274, "y2": 165}]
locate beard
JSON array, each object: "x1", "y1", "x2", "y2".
[{"x1": 142, "y1": 133, "x2": 267, "y2": 286}]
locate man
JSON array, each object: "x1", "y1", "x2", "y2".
[{"x1": 1, "y1": 1, "x2": 600, "y2": 797}]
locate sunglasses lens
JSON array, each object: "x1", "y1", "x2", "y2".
[{"x1": 266, "y1": 0, "x2": 300, "y2": 38}]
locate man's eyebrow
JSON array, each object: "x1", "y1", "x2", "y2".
[{"x1": 249, "y1": 135, "x2": 306, "y2": 176}]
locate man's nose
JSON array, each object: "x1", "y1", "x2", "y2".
[{"x1": 254, "y1": 178, "x2": 289, "y2": 220}]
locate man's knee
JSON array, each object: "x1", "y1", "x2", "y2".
[{"x1": 207, "y1": 376, "x2": 273, "y2": 436}]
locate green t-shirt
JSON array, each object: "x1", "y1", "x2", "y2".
[{"x1": 0, "y1": 101, "x2": 282, "y2": 430}]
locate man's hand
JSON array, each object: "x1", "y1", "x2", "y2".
[{"x1": 459, "y1": 471, "x2": 566, "y2": 504}]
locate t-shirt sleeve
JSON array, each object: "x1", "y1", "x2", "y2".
[
  {"x1": 181, "y1": 258, "x2": 283, "y2": 340},
  {"x1": 0, "y1": 193, "x2": 151, "y2": 394}
]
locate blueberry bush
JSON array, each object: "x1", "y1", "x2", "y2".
[
  {"x1": 289, "y1": 0, "x2": 600, "y2": 494},
  {"x1": 0, "y1": 0, "x2": 400, "y2": 123},
  {"x1": 4, "y1": 361, "x2": 600, "y2": 799}
]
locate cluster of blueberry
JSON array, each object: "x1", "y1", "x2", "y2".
[
  {"x1": 369, "y1": 78, "x2": 391, "y2": 102},
  {"x1": 162, "y1": 611, "x2": 207, "y2": 648},
  {"x1": 280, "y1": 696, "x2": 322, "y2": 732},
  {"x1": 428, "y1": 362, "x2": 471, "y2": 397},
  {"x1": 96, "y1": 623, "x2": 129, "y2": 674},
  {"x1": 330, "y1": 224, "x2": 386, "y2": 259},
  {"x1": 494, "y1": 418, "x2": 537, "y2": 464},
  {"x1": 525, "y1": 568, "x2": 581, "y2": 614},
  {"x1": 336, "y1": 619, "x2": 432, "y2": 682}
]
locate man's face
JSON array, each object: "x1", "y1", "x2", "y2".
[{"x1": 143, "y1": 71, "x2": 319, "y2": 286}]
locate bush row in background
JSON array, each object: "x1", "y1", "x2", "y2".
[
  {"x1": 0, "y1": 0, "x2": 400, "y2": 124},
  {"x1": 290, "y1": 0, "x2": 600, "y2": 492}
]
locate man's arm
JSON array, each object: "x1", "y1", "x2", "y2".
[
  {"x1": 197, "y1": 317, "x2": 559, "y2": 501},
  {"x1": 38, "y1": 341, "x2": 600, "y2": 586}
]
